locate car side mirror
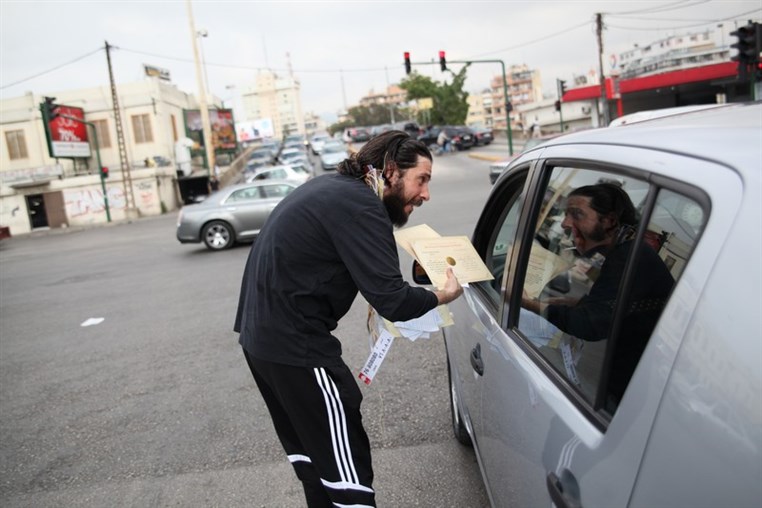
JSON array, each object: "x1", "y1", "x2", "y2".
[{"x1": 412, "y1": 260, "x2": 432, "y2": 285}]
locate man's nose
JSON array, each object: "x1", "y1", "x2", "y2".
[{"x1": 420, "y1": 183, "x2": 430, "y2": 201}]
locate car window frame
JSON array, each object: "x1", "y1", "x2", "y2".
[{"x1": 500, "y1": 157, "x2": 711, "y2": 429}]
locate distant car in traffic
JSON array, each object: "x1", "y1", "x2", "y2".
[
  {"x1": 472, "y1": 127, "x2": 494, "y2": 146},
  {"x1": 309, "y1": 133, "x2": 331, "y2": 155},
  {"x1": 176, "y1": 180, "x2": 300, "y2": 251},
  {"x1": 343, "y1": 127, "x2": 371, "y2": 143},
  {"x1": 418, "y1": 126, "x2": 475, "y2": 151},
  {"x1": 319, "y1": 141, "x2": 349, "y2": 171},
  {"x1": 488, "y1": 134, "x2": 561, "y2": 184},
  {"x1": 246, "y1": 164, "x2": 312, "y2": 184}
]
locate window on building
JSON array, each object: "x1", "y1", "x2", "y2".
[
  {"x1": 5, "y1": 130, "x2": 29, "y2": 160},
  {"x1": 131, "y1": 114, "x2": 153, "y2": 144},
  {"x1": 92, "y1": 119, "x2": 112, "y2": 149}
]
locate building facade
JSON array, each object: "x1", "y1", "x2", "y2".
[
  {"x1": 489, "y1": 64, "x2": 543, "y2": 130},
  {"x1": 1, "y1": 78, "x2": 204, "y2": 235},
  {"x1": 240, "y1": 70, "x2": 305, "y2": 139},
  {"x1": 466, "y1": 90, "x2": 493, "y2": 128}
]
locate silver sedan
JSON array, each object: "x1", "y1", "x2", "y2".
[{"x1": 176, "y1": 179, "x2": 300, "y2": 250}]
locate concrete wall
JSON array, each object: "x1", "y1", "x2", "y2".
[{"x1": 0, "y1": 167, "x2": 179, "y2": 235}]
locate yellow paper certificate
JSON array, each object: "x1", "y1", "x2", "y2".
[
  {"x1": 394, "y1": 224, "x2": 441, "y2": 259},
  {"x1": 412, "y1": 236, "x2": 494, "y2": 288}
]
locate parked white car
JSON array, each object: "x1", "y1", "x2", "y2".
[
  {"x1": 246, "y1": 164, "x2": 312, "y2": 184},
  {"x1": 415, "y1": 103, "x2": 761, "y2": 507}
]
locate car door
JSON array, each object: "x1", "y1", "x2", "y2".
[
  {"x1": 225, "y1": 184, "x2": 284, "y2": 238},
  {"x1": 451, "y1": 144, "x2": 718, "y2": 507}
]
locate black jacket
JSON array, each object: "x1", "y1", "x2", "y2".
[{"x1": 234, "y1": 173, "x2": 438, "y2": 367}]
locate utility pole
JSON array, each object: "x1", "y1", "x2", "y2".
[
  {"x1": 596, "y1": 13, "x2": 610, "y2": 126},
  {"x1": 384, "y1": 66, "x2": 396, "y2": 124},
  {"x1": 105, "y1": 41, "x2": 137, "y2": 217},
  {"x1": 186, "y1": 0, "x2": 215, "y2": 180}
]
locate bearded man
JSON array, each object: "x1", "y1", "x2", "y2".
[
  {"x1": 234, "y1": 130, "x2": 463, "y2": 507},
  {"x1": 522, "y1": 183, "x2": 674, "y2": 407}
]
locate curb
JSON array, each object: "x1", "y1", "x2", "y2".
[{"x1": 468, "y1": 152, "x2": 505, "y2": 162}]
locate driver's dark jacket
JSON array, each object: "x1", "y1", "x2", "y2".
[
  {"x1": 234, "y1": 173, "x2": 438, "y2": 368},
  {"x1": 546, "y1": 240, "x2": 674, "y2": 403}
]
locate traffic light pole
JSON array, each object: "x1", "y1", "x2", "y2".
[{"x1": 406, "y1": 57, "x2": 514, "y2": 156}]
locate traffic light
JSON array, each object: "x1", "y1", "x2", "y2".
[
  {"x1": 730, "y1": 22, "x2": 761, "y2": 79},
  {"x1": 439, "y1": 50, "x2": 447, "y2": 72},
  {"x1": 557, "y1": 79, "x2": 567, "y2": 97},
  {"x1": 41, "y1": 96, "x2": 60, "y2": 121},
  {"x1": 100, "y1": 167, "x2": 109, "y2": 179},
  {"x1": 555, "y1": 100, "x2": 561, "y2": 112},
  {"x1": 404, "y1": 52, "x2": 411, "y2": 74}
]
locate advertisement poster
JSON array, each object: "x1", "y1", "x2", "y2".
[
  {"x1": 184, "y1": 109, "x2": 237, "y2": 154},
  {"x1": 234, "y1": 118, "x2": 275, "y2": 143},
  {"x1": 49, "y1": 105, "x2": 91, "y2": 158}
]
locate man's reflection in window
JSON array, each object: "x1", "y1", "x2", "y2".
[{"x1": 523, "y1": 183, "x2": 675, "y2": 405}]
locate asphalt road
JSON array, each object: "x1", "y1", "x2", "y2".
[{"x1": 0, "y1": 147, "x2": 499, "y2": 507}]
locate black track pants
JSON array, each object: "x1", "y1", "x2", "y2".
[{"x1": 243, "y1": 349, "x2": 376, "y2": 508}]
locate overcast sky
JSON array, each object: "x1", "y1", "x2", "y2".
[{"x1": 1, "y1": 0, "x2": 759, "y2": 122}]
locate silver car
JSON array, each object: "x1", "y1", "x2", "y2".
[
  {"x1": 419, "y1": 103, "x2": 761, "y2": 507},
  {"x1": 176, "y1": 180, "x2": 300, "y2": 250},
  {"x1": 319, "y1": 141, "x2": 349, "y2": 171}
]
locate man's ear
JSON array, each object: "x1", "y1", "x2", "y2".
[{"x1": 384, "y1": 163, "x2": 399, "y2": 183}]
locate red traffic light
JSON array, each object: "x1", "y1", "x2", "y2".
[
  {"x1": 439, "y1": 50, "x2": 447, "y2": 72},
  {"x1": 404, "y1": 51, "x2": 411, "y2": 74},
  {"x1": 100, "y1": 167, "x2": 109, "y2": 179}
]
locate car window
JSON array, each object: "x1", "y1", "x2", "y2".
[
  {"x1": 473, "y1": 170, "x2": 529, "y2": 307},
  {"x1": 261, "y1": 184, "x2": 294, "y2": 199},
  {"x1": 515, "y1": 166, "x2": 707, "y2": 416},
  {"x1": 226, "y1": 187, "x2": 263, "y2": 202}
]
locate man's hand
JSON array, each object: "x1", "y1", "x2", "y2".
[{"x1": 435, "y1": 267, "x2": 464, "y2": 305}]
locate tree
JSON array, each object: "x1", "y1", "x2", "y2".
[{"x1": 400, "y1": 66, "x2": 470, "y2": 126}]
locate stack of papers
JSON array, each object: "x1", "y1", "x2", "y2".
[{"x1": 394, "y1": 224, "x2": 493, "y2": 288}]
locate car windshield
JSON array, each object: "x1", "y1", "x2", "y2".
[{"x1": 322, "y1": 144, "x2": 345, "y2": 154}]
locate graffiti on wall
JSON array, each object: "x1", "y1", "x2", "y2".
[{"x1": 64, "y1": 187, "x2": 127, "y2": 218}]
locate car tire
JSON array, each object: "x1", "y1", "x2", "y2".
[
  {"x1": 202, "y1": 220, "x2": 234, "y2": 250},
  {"x1": 447, "y1": 348, "x2": 473, "y2": 447}
]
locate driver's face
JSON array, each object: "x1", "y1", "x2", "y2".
[{"x1": 562, "y1": 195, "x2": 612, "y2": 253}]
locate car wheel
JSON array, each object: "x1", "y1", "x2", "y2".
[
  {"x1": 202, "y1": 220, "x2": 234, "y2": 250},
  {"x1": 447, "y1": 350, "x2": 473, "y2": 447}
]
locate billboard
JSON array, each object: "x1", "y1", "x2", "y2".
[
  {"x1": 48, "y1": 105, "x2": 91, "y2": 158},
  {"x1": 235, "y1": 118, "x2": 275, "y2": 142},
  {"x1": 184, "y1": 108, "x2": 237, "y2": 154}
]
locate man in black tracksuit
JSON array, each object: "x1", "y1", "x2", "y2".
[{"x1": 235, "y1": 131, "x2": 463, "y2": 507}]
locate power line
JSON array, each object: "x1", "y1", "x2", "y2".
[
  {"x1": 606, "y1": 8, "x2": 762, "y2": 32},
  {"x1": 465, "y1": 20, "x2": 592, "y2": 59},
  {"x1": 607, "y1": 7, "x2": 762, "y2": 23},
  {"x1": 0, "y1": 47, "x2": 103, "y2": 90},
  {"x1": 604, "y1": 0, "x2": 710, "y2": 16}
]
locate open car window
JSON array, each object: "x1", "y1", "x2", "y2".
[{"x1": 515, "y1": 165, "x2": 707, "y2": 418}]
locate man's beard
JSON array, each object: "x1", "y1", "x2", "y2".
[{"x1": 383, "y1": 180, "x2": 416, "y2": 228}]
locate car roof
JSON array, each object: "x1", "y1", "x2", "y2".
[{"x1": 534, "y1": 102, "x2": 761, "y2": 179}]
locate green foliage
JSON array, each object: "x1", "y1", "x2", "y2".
[
  {"x1": 400, "y1": 67, "x2": 470, "y2": 125},
  {"x1": 328, "y1": 104, "x2": 403, "y2": 134}
]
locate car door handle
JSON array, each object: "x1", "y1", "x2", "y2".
[
  {"x1": 470, "y1": 343, "x2": 484, "y2": 376},
  {"x1": 546, "y1": 471, "x2": 582, "y2": 508}
]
